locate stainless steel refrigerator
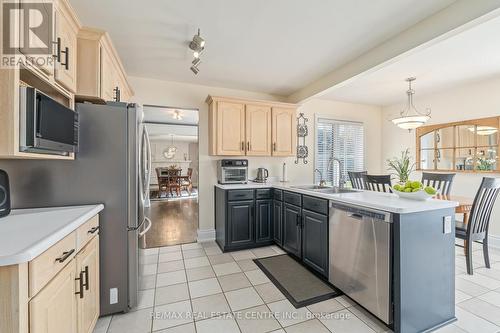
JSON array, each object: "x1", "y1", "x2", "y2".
[{"x1": 0, "y1": 101, "x2": 152, "y2": 315}]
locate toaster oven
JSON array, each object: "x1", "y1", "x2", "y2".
[{"x1": 217, "y1": 159, "x2": 248, "y2": 184}]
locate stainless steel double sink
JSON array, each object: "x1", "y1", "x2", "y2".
[{"x1": 290, "y1": 185, "x2": 358, "y2": 194}]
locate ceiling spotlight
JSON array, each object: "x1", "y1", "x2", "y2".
[
  {"x1": 192, "y1": 58, "x2": 201, "y2": 66},
  {"x1": 189, "y1": 29, "x2": 205, "y2": 52},
  {"x1": 190, "y1": 65, "x2": 199, "y2": 75}
]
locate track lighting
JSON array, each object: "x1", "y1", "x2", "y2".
[
  {"x1": 192, "y1": 58, "x2": 201, "y2": 66},
  {"x1": 189, "y1": 29, "x2": 205, "y2": 52},
  {"x1": 190, "y1": 65, "x2": 199, "y2": 75},
  {"x1": 188, "y1": 28, "x2": 205, "y2": 75}
]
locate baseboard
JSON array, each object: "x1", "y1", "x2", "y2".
[
  {"x1": 197, "y1": 229, "x2": 216, "y2": 242},
  {"x1": 489, "y1": 234, "x2": 500, "y2": 249}
]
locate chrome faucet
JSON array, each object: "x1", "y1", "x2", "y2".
[
  {"x1": 314, "y1": 169, "x2": 327, "y2": 187},
  {"x1": 327, "y1": 157, "x2": 346, "y2": 188}
]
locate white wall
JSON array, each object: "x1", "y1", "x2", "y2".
[
  {"x1": 130, "y1": 76, "x2": 383, "y2": 234},
  {"x1": 382, "y1": 76, "x2": 500, "y2": 239}
]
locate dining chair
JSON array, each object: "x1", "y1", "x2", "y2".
[
  {"x1": 348, "y1": 171, "x2": 367, "y2": 190},
  {"x1": 421, "y1": 172, "x2": 455, "y2": 195},
  {"x1": 166, "y1": 168, "x2": 182, "y2": 197},
  {"x1": 363, "y1": 174, "x2": 392, "y2": 193},
  {"x1": 456, "y1": 177, "x2": 500, "y2": 275},
  {"x1": 181, "y1": 168, "x2": 193, "y2": 195},
  {"x1": 155, "y1": 168, "x2": 168, "y2": 198}
]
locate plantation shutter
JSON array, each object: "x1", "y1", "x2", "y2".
[{"x1": 315, "y1": 118, "x2": 365, "y2": 186}]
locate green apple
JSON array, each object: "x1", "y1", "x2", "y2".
[
  {"x1": 424, "y1": 186, "x2": 437, "y2": 195},
  {"x1": 404, "y1": 188, "x2": 412, "y2": 193},
  {"x1": 411, "y1": 181, "x2": 423, "y2": 189}
]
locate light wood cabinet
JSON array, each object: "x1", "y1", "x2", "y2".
[
  {"x1": 272, "y1": 107, "x2": 296, "y2": 156},
  {"x1": 54, "y1": 0, "x2": 79, "y2": 92},
  {"x1": 207, "y1": 96, "x2": 298, "y2": 156},
  {"x1": 216, "y1": 101, "x2": 246, "y2": 155},
  {"x1": 76, "y1": 237, "x2": 99, "y2": 333},
  {"x1": 0, "y1": 215, "x2": 100, "y2": 333},
  {"x1": 246, "y1": 105, "x2": 272, "y2": 156},
  {"x1": 77, "y1": 28, "x2": 134, "y2": 102},
  {"x1": 30, "y1": 260, "x2": 78, "y2": 333}
]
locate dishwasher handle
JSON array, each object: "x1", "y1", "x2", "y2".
[{"x1": 330, "y1": 201, "x2": 392, "y2": 223}]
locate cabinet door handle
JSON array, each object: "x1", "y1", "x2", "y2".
[
  {"x1": 241, "y1": 141, "x2": 244, "y2": 151},
  {"x1": 83, "y1": 266, "x2": 89, "y2": 290},
  {"x1": 61, "y1": 46, "x2": 69, "y2": 70},
  {"x1": 75, "y1": 271, "x2": 84, "y2": 299},
  {"x1": 55, "y1": 249, "x2": 75, "y2": 263},
  {"x1": 52, "y1": 37, "x2": 61, "y2": 62},
  {"x1": 296, "y1": 214, "x2": 300, "y2": 226},
  {"x1": 88, "y1": 226, "x2": 99, "y2": 234},
  {"x1": 273, "y1": 142, "x2": 276, "y2": 151},
  {"x1": 247, "y1": 141, "x2": 250, "y2": 151}
]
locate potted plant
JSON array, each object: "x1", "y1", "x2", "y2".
[{"x1": 387, "y1": 149, "x2": 415, "y2": 184}]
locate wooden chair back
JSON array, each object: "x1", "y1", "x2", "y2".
[
  {"x1": 422, "y1": 172, "x2": 455, "y2": 195},
  {"x1": 363, "y1": 174, "x2": 392, "y2": 193},
  {"x1": 348, "y1": 171, "x2": 367, "y2": 190},
  {"x1": 467, "y1": 177, "x2": 500, "y2": 239}
]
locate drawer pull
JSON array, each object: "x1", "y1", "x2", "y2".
[
  {"x1": 83, "y1": 266, "x2": 89, "y2": 290},
  {"x1": 55, "y1": 249, "x2": 75, "y2": 263},
  {"x1": 88, "y1": 226, "x2": 100, "y2": 234},
  {"x1": 75, "y1": 271, "x2": 84, "y2": 299}
]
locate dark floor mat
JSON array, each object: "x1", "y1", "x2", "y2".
[{"x1": 254, "y1": 254, "x2": 341, "y2": 308}]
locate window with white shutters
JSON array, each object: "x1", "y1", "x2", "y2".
[{"x1": 315, "y1": 118, "x2": 365, "y2": 186}]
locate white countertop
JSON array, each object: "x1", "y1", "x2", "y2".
[
  {"x1": 0, "y1": 204, "x2": 104, "y2": 266},
  {"x1": 215, "y1": 182, "x2": 458, "y2": 214}
]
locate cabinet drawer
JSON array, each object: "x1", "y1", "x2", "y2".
[
  {"x1": 29, "y1": 231, "x2": 77, "y2": 297},
  {"x1": 273, "y1": 189, "x2": 283, "y2": 201},
  {"x1": 284, "y1": 191, "x2": 301, "y2": 206},
  {"x1": 256, "y1": 189, "x2": 272, "y2": 199},
  {"x1": 77, "y1": 215, "x2": 99, "y2": 251},
  {"x1": 228, "y1": 190, "x2": 254, "y2": 201},
  {"x1": 302, "y1": 195, "x2": 328, "y2": 215}
]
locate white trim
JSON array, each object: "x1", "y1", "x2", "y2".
[
  {"x1": 197, "y1": 229, "x2": 216, "y2": 242},
  {"x1": 489, "y1": 234, "x2": 500, "y2": 250}
]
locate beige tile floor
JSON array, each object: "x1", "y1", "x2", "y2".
[{"x1": 93, "y1": 242, "x2": 500, "y2": 333}]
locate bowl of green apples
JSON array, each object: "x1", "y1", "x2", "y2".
[{"x1": 391, "y1": 181, "x2": 438, "y2": 201}]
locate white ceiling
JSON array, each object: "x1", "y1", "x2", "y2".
[
  {"x1": 70, "y1": 0, "x2": 456, "y2": 96},
  {"x1": 319, "y1": 14, "x2": 500, "y2": 106},
  {"x1": 143, "y1": 105, "x2": 199, "y2": 125}
]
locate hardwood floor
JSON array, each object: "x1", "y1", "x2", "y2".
[{"x1": 141, "y1": 197, "x2": 198, "y2": 248}]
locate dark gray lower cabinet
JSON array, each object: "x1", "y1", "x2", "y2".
[
  {"x1": 283, "y1": 203, "x2": 302, "y2": 257},
  {"x1": 302, "y1": 209, "x2": 328, "y2": 276},
  {"x1": 256, "y1": 199, "x2": 273, "y2": 244},
  {"x1": 273, "y1": 200, "x2": 283, "y2": 245},
  {"x1": 227, "y1": 200, "x2": 255, "y2": 248}
]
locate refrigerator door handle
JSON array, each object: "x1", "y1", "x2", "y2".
[
  {"x1": 138, "y1": 217, "x2": 152, "y2": 237},
  {"x1": 144, "y1": 126, "x2": 152, "y2": 206},
  {"x1": 128, "y1": 216, "x2": 145, "y2": 231}
]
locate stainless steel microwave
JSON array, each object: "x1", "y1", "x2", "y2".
[{"x1": 19, "y1": 86, "x2": 79, "y2": 155}]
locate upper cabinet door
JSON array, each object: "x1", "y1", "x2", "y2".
[
  {"x1": 272, "y1": 107, "x2": 296, "y2": 156},
  {"x1": 100, "y1": 45, "x2": 116, "y2": 101},
  {"x1": 216, "y1": 102, "x2": 246, "y2": 155},
  {"x1": 18, "y1": 1, "x2": 55, "y2": 76},
  {"x1": 246, "y1": 104, "x2": 271, "y2": 156},
  {"x1": 54, "y1": 3, "x2": 78, "y2": 92}
]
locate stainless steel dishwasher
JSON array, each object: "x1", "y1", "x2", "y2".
[{"x1": 329, "y1": 202, "x2": 392, "y2": 324}]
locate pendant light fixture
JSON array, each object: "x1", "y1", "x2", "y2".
[
  {"x1": 189, "y1": 29, "x2": 205, "y2": 75},
  {"x1": 391, "y1": 77, "x2": 431, "y2": 130},
  {"x1": 163, "y1": 135, "x2": 178, "y2": 159}
]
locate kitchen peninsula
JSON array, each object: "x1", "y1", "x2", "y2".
[{"x1": 215, "y1": 183, "x2": 458, "y2": 333}]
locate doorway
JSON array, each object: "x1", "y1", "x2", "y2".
[{"x1": 140, "y1": 105, "x2": 199, "y2": 248}]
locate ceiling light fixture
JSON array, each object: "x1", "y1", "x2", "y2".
[
  {"x1": 170, "y1": 110, "x2": 183, "y2": 121},
  {"x1": 391, "y1": 77, "x2": 431, "y2": 130},
  {"x1": 188, "y1": 28, "x2": 205, "y2": 75},
  {"x1": 468, "y1": 126, "x2": 498, "y2": 136}
]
